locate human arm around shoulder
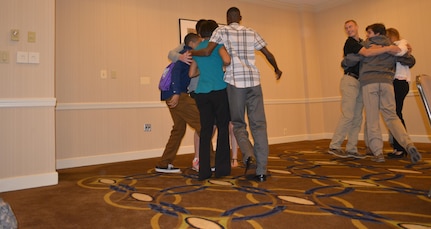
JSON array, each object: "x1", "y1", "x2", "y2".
[
  {"x1": 397, "y1": 53, "x2": 416, "y2": 68},
  {"x1": 394, "y1": 39, "x2": 409, "y2": 57},
  {"x1": 191, "y1": 42, "x2": 217, "y2": 57},
  {"x1": 342, "y1": 53, "x2": 362, "y2": 70},
  {"x1": 358, "y1": 45, "x2": 401, "y2": 57},
  {"x1": 219, "y1": 45, "x2": 231, "y2": 66},
  {"x1": 168, "y1": 43, "x2": 192, "y2": 65},
  {"x1": 259, "y1": 47, "x2": 282, "y2": 80}
]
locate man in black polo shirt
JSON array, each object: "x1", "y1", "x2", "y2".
[{"x1": 328, "y1": 19, "x2": 397, "y2": 158}]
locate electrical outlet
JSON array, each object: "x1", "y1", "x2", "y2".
[{"x1": 144, "y1": 124, "x2": 151, "y2": 132}]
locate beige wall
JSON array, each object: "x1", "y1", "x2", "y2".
[
  {"x1": 0, "y1": 0, "x2": 57, "y2": 192},
  {"x1": 54, "y1": 0, "x2": 313, "y2": 169},
  {"x1": 315, "y1": 0, "x2": 431, "y2": 138},
  {"x1": 1, "y1": 0, "x2": 431, "y2": 192}
]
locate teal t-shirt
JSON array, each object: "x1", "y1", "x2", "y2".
[{"x1": 193, "y1": 40, "x2": 227, "y2": 94}]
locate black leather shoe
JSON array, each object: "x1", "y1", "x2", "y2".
[
  {"x1": 387, "y1": 150, "x2": 407, "y2": 159},
  {"x1": 244, "y1": 156, "x2": 256, "y2": 175},
  {"x1": 254, "y1": 174, "x2": 267, "y2": 182}
]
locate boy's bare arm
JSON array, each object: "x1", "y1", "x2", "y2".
[
  {"x1": 219, "y1": 46, "x2": 231, "y2": 66},
  {"x1": 260, "y1": 47, "x2": 282, "y2": 80}
]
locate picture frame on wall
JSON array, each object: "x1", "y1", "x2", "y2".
[{"x1": 179, "y1": 19, "x2": 197, "y2": 44}]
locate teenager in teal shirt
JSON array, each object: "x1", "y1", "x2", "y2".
[{"x1": 189, "y1": 20, "x2": 231, "y2": 180}]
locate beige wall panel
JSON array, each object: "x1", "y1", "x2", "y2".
[
  {"x1": 404, "y1": 95, "x2": 431, "y2": 138},
  {"x1": 55, "y1": 0, "x2": 306, "y2": 103},
  {"x1": 55, "y1": 106, "x2": 197, "y2": 160},
  {"x1": 0, "y1": 0, "x2": 54, "y2": 98},
  {"x1": 266, "y1": 104, "x2": 308, "y2": 136},
  {"x1": 0, "y1": 0, "x2": 56, "y2": 191},
  {"x1": 315, "y1": 0, "x2": 431, "y2": 134},
  {"x1": 0, "y1": 107, "x2": 55, "y2": 178}
]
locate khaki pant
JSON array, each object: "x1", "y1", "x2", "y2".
[
  {"x1": 329, "y1": 74, "x2": 363, "y2": 153},
  {"x1": 157, "y1": 93, "x2": 201, "y2": 168},
  {"x1": 362, "y1": 83, "x2": 413, "y2": 155}
]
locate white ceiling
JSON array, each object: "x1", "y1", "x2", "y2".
[{"x1": 239, "y1": 0, "x2": 353, "y2": 11}]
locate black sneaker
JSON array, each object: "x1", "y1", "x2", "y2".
[{"x1": 155, "y1": 164, "x2": 181, "y2": 173}]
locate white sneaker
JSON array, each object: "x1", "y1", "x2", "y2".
[{"x1": 155, "y1": 164, "x2": 181, "y2": 173}]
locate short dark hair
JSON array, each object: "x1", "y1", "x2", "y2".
[
  {"x1": 199, "y1": 20, "x2": 218, "y2": 38},
  {"x1": 184, "y1": 33, "x2": 199, "y2": 46},
  {"x1": 366, "y1": 23, "x2": 386, "y2": 35},
  {"x1": 227, "y1": 7, "x2": 241, "y2": 22},
  {"x1": 195, "y1": 19, "x2": 207, "y2": 35}
]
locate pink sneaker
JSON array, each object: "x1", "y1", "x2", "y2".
[{"x1": 192, "y1": 158, "x2": 199, "y2": 171}]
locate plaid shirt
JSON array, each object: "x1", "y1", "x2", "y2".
[{"x1": 209, "y1": 23, "x2": 267, "y2": 88}]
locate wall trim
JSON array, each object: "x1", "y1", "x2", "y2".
[
  {"x1": 55, "y1": 91, "x2": 419, "y2": 111},
  {"x1": 55, "y1": 98, "x2": 337, "y2": 111},
  {"x1": 56, "y1": 101, "x2": 166, "y2": 110},
  {"x1": 0, "y1": 172, "x2": 58, "y2": 192},
  {"x1": 0, "y1": 98, "x2": 57, "y2": 108}
]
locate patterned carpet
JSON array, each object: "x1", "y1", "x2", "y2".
[{"x1": 2, "y1": 140, "x2": 431, "y2": 228}]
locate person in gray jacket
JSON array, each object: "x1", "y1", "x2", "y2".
[{"x1": 345, "y1": 23, "x2": 421, "y2": 163}]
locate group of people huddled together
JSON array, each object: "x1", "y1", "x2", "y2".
[
  {"x1": 155, "y1": 7, "x2": 282, "y2": 182},
  {"x1": 329, "y1": 20, "x2": 422, "y2": 164},
  {"x1": 153, "y1": 7, "x2": 422, "y2": 183}
]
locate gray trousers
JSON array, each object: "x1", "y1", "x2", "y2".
[
  {"x1": 329, "y1": 75, "x2": 363, "y2": 153},
  {"x1": 227, "y1": 84, "x2": 268, "y2": 175},
  {"x1": 362, "y1": 83, "x2": 413, "y2": 155}
]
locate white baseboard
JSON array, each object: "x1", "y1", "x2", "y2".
[
  {"x1": 56, "y1": 134, "x2": 431, "y2": 170},
  {"x1": 0, "y1": 172, "x2": 58, "y2": 193},
  {"x1": 56, "y1": 146, "x2": 195, "y2": 170},
  {"x1": 268, "y1": 133, "x2": 329, "y2": 145},
  {"x1": 56, "y1": 134, "x2": 332, "y2": 170}
]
